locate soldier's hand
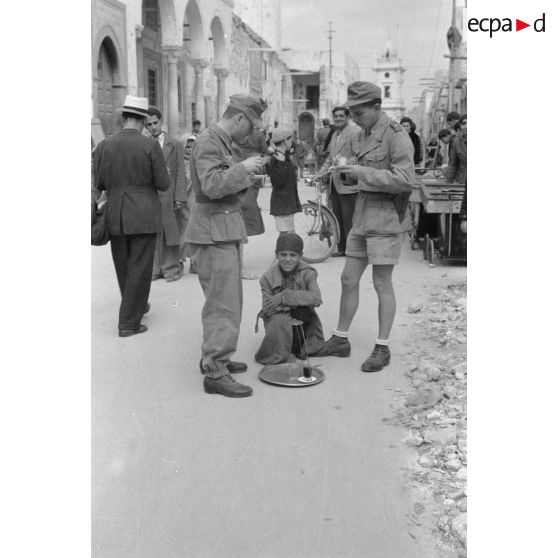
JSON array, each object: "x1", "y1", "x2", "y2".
[
  {"x1": 334, "y1": 164, "x2": 361, "y2": 179},
  {"x1": 241, "y1": 156, "x2": 265, "y2": 174}
]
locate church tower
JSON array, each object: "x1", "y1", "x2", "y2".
[
  {"x1": 373, "y1": 39, "x2": 406, "y2": 120},
  {"x1": 234, "y1": 0, "x2": 281, "y2": 51}
]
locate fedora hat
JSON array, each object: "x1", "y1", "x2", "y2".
[{"x1": 117, "y1": 95, "x2": 149, "y2": 117}]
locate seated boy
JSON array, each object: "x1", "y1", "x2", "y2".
[{"x1": 255, "y1": 233, "x2": 325, "y2": 364}]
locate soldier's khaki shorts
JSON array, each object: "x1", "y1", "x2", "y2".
[{"x1": 345, "y1": 231, "x2": 405, "y2": 265}]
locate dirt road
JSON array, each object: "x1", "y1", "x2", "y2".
[{"x1": 92, "y1": 183, "x2": 466, "y2": 557}]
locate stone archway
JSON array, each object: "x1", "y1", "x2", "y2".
[
  {"x1": 94, "y1": 36, "x2": 123, "y2": 138},
  {"x1": 298, "y1": 112, "x2": 315, "y2": 146}
]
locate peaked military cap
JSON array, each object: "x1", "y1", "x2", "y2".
[
  {"x1": 343, "y1": 81, "x2": 382, "y2": 108},
  {"x1": 229, "y1": 94, "x2": 268, "y2": 129}
]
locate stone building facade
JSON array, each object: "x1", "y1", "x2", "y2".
[
  {"x1": 281, "y1": 49, "x2": 360, "y2": 145},
  {"x1": 228, "y1": 15, "x2": 294, "y2": 131},
  {"x1": 92, "y1": 0, "x2": 292, "y2": 142}
]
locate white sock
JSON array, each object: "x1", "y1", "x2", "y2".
[
  {"x1": 333, "y1": 329, "x2": 349, "y2": 338},
  {"x1": 376, "y1": 338, "x2": 390, "y2": 346}
]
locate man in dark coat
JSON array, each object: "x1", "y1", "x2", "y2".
[
  {"x1": 314, "y1": 118, "x2": 331, "y2": 169},
  {"x1": 145, "y1": 106, "x2": 188, "y2": 281},
  {"x1": 93, "y1": 95, "x2": 170, "y2": 337}
]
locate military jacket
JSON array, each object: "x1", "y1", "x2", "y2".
[
  {"x1": 185, "y1": 124, "x2": 251, "y2": 244},
  {"x1": 352, "y1": 113, "x2": 416, "y2": 235}
]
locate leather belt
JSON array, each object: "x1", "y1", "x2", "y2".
[{"x1": 362, "y1": 192, "x2": 394, "y2": 200}]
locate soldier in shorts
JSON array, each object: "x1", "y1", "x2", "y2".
[{"x1": 315, "y1": 82, "x2": 415, "y2": 372}]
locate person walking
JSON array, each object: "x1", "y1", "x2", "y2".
[
  {"x1": 320, "y1": 106, "x2": 361, "y2": 256},
  {"x1": 185, "y1": 94, "x2": 267, "y2": 397},
  {"x1": 314, "y1": 82, "x2": 415, "y2": 372},
  {"x1": 93, "y1": 95, "x2": 170, "y2": 337},
  {"x1": 145, "y1": 106, "x2": 188, "y2": 282},
  {"x1": 314, "y1": 118, "x2": 331, "y2": 170}
]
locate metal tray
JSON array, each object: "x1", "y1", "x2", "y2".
[{"x1": 258, "y1": 363, "x2": 325, "y2": 387}]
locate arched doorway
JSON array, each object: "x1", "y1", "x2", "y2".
[
  {"x1": 298, "y1": 112, "x2": 315, "y2": 146},
  {"x1": 96, "y1": 38, "x2": 119, "y2": 137}
]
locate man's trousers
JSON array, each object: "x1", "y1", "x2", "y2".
[
  {"x1": 110, "y1": 233, "x2": 156, "y2": 330},
  {"x1": 192, "y1": 242, "x2": 243, "y2": 379},
  {"x1": 152, "y1": 232, "x2": 182, "y2": 280},
  {"x1": 330, "y1": 188, "x2": 358, "y2": 253}
]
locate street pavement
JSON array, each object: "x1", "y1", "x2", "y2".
[{"x1": 92, "y1": 182, "x2": 466, "y2": 558}]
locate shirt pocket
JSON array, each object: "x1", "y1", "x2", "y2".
[
  {"x1": 209, "y1": 206, "x2": 245, "y2": 242},
  {"x1": 363, "y1": 151, "x2": 389, "y2": 169}
]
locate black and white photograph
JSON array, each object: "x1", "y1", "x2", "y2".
[
  {"x1": 90, "y1": 1, "x2": 467, "y2": 555},
  {"x1": 0, "y1": 0, "x2": 546, "y2": 556}
]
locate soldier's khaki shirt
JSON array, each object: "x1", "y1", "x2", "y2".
[
  {"x1": 352, "y1": 113, "x2": 416, "y2": 235},
  {"x1": 185, "y1": 124, "x2": 251, "y2": 244}
]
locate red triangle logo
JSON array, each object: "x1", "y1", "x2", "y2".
[{"x1": 516, "y1": 19, "x2": 530, "y2": 31}]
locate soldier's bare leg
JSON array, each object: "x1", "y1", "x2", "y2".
[
  {"x1": 371, "y1": 264, "x2": 396, "y2": 340},
  {"x1": 336, "y1": 256, "x2": 369, "y2": 331}
]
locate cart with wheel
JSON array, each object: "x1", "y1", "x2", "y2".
[{"x1": 419, "y1": 180, "x2": 466, "y2": 264}]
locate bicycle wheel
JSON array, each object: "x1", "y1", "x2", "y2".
[{"x1": 295, "y1": 204, "x2": 339, "y2": 263}]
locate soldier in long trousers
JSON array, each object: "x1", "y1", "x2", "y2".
[
  {"x1": 93, "y1": 96, "x2": 170, "y2": 337},
  {"x1": 185, "y1": 94, "x2": 267, "y2": 398}
]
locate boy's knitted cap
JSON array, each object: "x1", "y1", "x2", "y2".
[{"x1": 276, "y1": 233, "x2": 303, "y2": 254}]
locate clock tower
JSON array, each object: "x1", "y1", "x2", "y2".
[{"x1": 373, "y1": 39, "x2": 405, "y2": 120}]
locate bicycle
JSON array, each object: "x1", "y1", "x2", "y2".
[{"x1": 294, "y1": 172, "x2": 340, "y2": 264}]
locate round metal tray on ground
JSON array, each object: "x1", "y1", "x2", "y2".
[{"x1": 258, "y1": 363, "x2": 325, "y2": 387}]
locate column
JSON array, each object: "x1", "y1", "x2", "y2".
[
  {"x1": 191, "y1": 59, "x2": 208, "y2": 127},
  {"x1": 214, "y1": 68, "x2": 228, "y2": 119},
  {"x1": 163, "y1": 46, "x2": 181, "y2": 138}
]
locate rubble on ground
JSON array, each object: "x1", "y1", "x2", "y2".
[{"x1": 397, "y1": 281, "x2": 467, "y2": 557}]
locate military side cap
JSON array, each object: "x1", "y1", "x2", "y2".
[
  {"x1": 343, "y1": 81, "x2": 382, "y2": 108},
  {"x1": 229, "y1": 94, "x2": 268, "y2": 129},
  {"x1": 271, "y1": 126, "x2": 293, "y2": 144}
]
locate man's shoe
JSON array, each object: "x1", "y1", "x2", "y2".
[
  {"x1": 143, "y1": 303, "x2": 150, "y2": 315},
  {"x1": 165, "y1": 274, "x2": 182, "y2": 282},
  {"x1": 361, "y1": 344, "x2": 391, "y2": 372},
  {"x1": 119, "y1": 325, "x2": 148, "y2": 337},
  {"x1": 151, "y1": 274, "x2": 163, "y2": 281},
  {"x1": 199, "y1": 359, "x2": 248, "y2": 374},
  {"x1": 313, "y1": 335, "x2": 351, "y2": 357},
  {"x1": 203, "y1": 374, "x2": 253, "y2": 398}
]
